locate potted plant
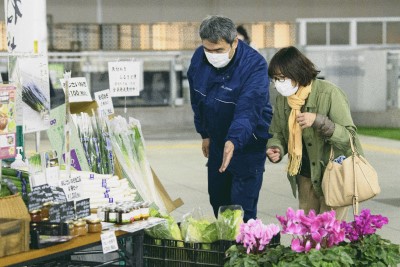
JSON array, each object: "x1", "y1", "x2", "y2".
[
  {"x1": 225, "y1": 208, "x2": 400, "y2": 267},
  {"x1": 341, "y1": 209, "x2": 400, "y2": 266}
]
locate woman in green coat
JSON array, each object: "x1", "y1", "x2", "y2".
[{"x1": 266, "y1": 46, "x2": 363, "y2": 220}]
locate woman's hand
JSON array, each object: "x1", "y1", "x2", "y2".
[
  {"x1": 297, "y1": 112, "x2": 316, "y2": 129},
  {"x1": 267, "y1": 147, "x2": 281, "y2": 162}
]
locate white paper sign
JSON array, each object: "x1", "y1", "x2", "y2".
[
  {"x1": 108, "y1": 61, "x2": 142, "y2": 97},
  {"x1": 59, "y1": 173, "x2": 83, "y2": 201},
  {"x1": 4, "y1": 0, "x2": 47, "y2": 54},
  {"x1": 60, "y1": 77, "x2": 92, "y2": 103},
  {"x1": 101, "y1": 231, "x2": 118, "y2": 254},
  {"x1": 94, "y1": 89, "x2": 114, "y2": 116}
]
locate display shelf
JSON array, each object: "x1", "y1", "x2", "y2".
[{"x1": 0, "y1": 229, "x2": 144, "y2": 267}]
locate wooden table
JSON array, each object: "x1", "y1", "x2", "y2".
[{"x1": 0, "y1": 230, "x2": 144, "y2": 267}]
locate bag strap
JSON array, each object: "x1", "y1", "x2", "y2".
[
  {"x1": 329, "y1": 145, "x2": 334, "y2": 161},
  {"x1": 349, "y1": 131, "x2": 359, "y2": 216}
]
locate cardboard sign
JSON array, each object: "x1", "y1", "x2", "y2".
[
  {"x1": 108, "y1": 61, "x2": 142, "y2": 97},
  {"x1": 94, "y1": 89, "x2": 114, "y2": 116},
  {"x1": 60, "y1": 77, "x2": 92, "y2": 103}
]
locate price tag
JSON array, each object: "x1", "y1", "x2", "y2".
[
  {"x1": 60, "y1": 77, "x2": 92, "y2": 102},
  {"x1": 101, "y1": 231, "x2": 118, "y2": 254},
  {"x1": 108, "y1": 61, "x2": 142, "y2": 97},
  {"x1": 59, "y1": 173, "x2": 83, "y2": 201},
  {"x1": 75, "y1": 198, "x2": 90, "y2": 219},
  {"x1": 94, "y1": 89, "x2": 114, "y2": 116}
]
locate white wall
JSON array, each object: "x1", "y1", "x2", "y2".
[
  {"x1": 306, "y1": 49, "x2": 387, "y2": 112},
  {"x1": 1, "y1": 0, "x2": 400, "y2": 24}
]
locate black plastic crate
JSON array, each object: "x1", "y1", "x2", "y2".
[{"x1": 143, "y1": 233, "x2": 280, "y2": 267}]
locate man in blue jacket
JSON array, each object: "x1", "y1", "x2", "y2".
[{"x1": 187, "y1": 15, "x2": 273, "y2": 222}]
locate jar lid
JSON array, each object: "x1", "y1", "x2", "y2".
[
  {"x1": 30, "y1": 209, "x2": 41, "y2": 214},
  {"x1": 74, "y1": 221, "x2": 87, "y2": 227},
  {"x1": 87, "y1": 218, "x2": 102, "y2": 224}
]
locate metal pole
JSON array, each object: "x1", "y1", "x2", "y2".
[{"x1": 169, "y1": 57, "x2": 177, "y2": 107}]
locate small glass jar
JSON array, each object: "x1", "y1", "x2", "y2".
[
  {"x1": 74, "y1": 220, "x2": 88, "y2": 236},
  {"x1": 140, "y1": 202, "x2": 150, "y2": 220},
  {"x1": 118, "y1": 207, "x2": 131, "y2": 224},
  {"x1": 68, "y1": 221, "x2": 77, "y2": 236},
  {"x1": 108, "y1": 205, "x2": 118, "y2": 223},
  {"x1": 132, "y1": 204, "x2": 141, "y2": 221},
  {"x1": 87, "y1": 219, "x2": 102, "y2": 233},
  {"x1": 41, "y1": 202, "x2": 52, "y2": 220},
  {"x1": 29, "y1": 210, "x2": 42, "y2": 222},
  {"x1": 97, "y1": 205, "x2": 106, "y2": 222}
]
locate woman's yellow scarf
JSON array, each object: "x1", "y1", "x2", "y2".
[{"x1": 287, "y1": 83, "x2": 312, "y2": 176}]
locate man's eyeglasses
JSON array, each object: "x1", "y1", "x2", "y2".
[{"x1": 272, "y1": 76, "x2": 286, "y2": 83}]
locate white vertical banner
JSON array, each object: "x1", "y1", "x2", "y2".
[
  {"x1": 5, "y1": 0, "x2": 50, "y2": 133},
  {"x1": 4, "y1": 0, "x2": 47, "y2": 54},
  {"x1": 8, "y1": 55, "x2": 50, "y2": 133}
]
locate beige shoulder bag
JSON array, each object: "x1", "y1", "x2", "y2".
[{"x1": 322, "y1": 133, "x2": 381, "y2": 215}]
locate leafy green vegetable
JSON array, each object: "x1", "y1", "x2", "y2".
[
  {"x1": 217, "y1": 206, "x2": 244, "y2": 240},
  {"x1": 181, "y1": 217, "x2": 218, "y2": 243},
  {"x1": 145, "y1": 207, "x2": 183, "y2": 241}
]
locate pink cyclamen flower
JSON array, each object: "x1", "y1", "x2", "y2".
[
  {"x1": 236, "y1": 219, "x2": 280, "y2": 254},
  {"x1": 342, "y1": 209, "x2": 389, "y2": 242},
  {"x1": 277, "y1": 208, "x2": 345, "y2": 253}
]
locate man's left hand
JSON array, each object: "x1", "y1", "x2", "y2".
[{"x1": 219, "y1": 141, "x2": 234, "y2": 173}]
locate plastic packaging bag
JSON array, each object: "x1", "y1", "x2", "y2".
[
  {"x1": 180, "y1": 207, "x2": 218, "y2": 243},
  {"x1": 217, "y1": 205, "x2": 244, "y2": 240}
]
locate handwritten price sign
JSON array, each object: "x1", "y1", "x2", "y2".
[
  {"x1": 101, "y1": 231, "x2": 118, "y2": 254},
  {"x1": 60, "y1": 77, "x2": 92, "y2": 103},
  {"x1": 94, "y1": 89, "x2": 114, "y2": 116},
  {"x1": 59, "y1": 174, "x2": 83, "y2": 201},
  {"x1": 108, "y1": 61, "x2": 142, "y2": 97}
]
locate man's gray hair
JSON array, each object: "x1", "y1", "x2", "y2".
[{"x1": 199, "y1": 15, "x2": 237, "y2": 44}]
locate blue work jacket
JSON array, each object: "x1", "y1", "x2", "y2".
[{"x1": 188, "y1": 40, "x2": 273, "y2": 152}]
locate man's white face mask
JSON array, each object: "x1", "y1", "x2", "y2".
[
  {"x1": 274, "y1": 78, "x2": 298, "y2": 96},
  {"x1": 204, "y1": 48, "x2": 231, "y2": 68}
]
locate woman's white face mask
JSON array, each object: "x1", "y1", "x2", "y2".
[
  {"x1": 274, "y1": 78, "x2": 298, "y2": 96},
  {"x1": 205, "y1": 48, "x2": 231, "y2": 68}
]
